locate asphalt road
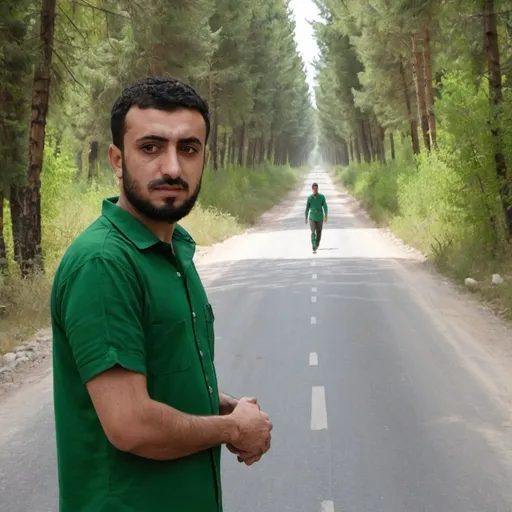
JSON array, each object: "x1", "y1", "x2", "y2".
[{"x1": 2, "y1": 167, "x2": 512, "y2": 511}]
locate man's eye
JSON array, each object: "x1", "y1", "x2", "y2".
[
  {"x1": 181, "y1": 145, "x2": 197, "y2": 154},
  {"x1": 142, "y1": 144, "x2": 159, "y2": 153}
]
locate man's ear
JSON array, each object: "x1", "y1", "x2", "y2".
[{"x1": 109, "y1": 144, "x2": 123, "y2": 180}]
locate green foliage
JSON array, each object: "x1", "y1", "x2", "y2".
[
  {"x1": 336, "y1": 67, "x2": 512, "y2": 316},
  {"x1": 200, "y1": 164, "x2": 301, "y2": 225},
  {"x1": 337, "y1": 160, "x2": 402, "y2": 225},
  {"x1": 46, "y1": 0, "x2": 314, "y2": 174},
  {"x1": 322, "y1": 0, "x2": 512, "y2": 316},
  {"x1": 337, "y1": 70, "x2": 510, "y2": 270},
  {"x1": 0, "y1": 0, "x2": 34, "y2": 191},
  {"x1": 393, "y1": 149, "x2": 467, "y2": 258}
]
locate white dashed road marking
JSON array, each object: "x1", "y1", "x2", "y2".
[
  {"x1": 312, "y1": 287, "x2": 317, "y2": 292},
  {"x1": 313, "y1": 274, "x2": 317, "y2": 280},
  {"x1": 321, "y1": 501, "x2": 334, "y2": 512},
  {"x1": 311, "y1": 316, "x2": 317, "y2": 325},
  {"x1": 309, "y1": 352, "x2": 318, "y2": 366},
  {"x1": 311, "y1": 386, "x2": 328, "y2": 430},
  {"x1": 312, "y1": 296, "x2": 317, "y2": 303}
]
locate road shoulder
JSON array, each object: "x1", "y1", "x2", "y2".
[{"x1": 332, "y1": 171, "x2": 512, "y2": 415}]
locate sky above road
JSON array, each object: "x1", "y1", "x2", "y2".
[{"x1": 289, "y1": 0, "x2": 320, "y2": 103}]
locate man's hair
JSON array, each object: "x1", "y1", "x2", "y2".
[
  {"x1": 110, "y1": 76, "x2": 210, "y2": 149},
  {"x1": 312, "y1": 183, "x2": 318, "y2": 188}
]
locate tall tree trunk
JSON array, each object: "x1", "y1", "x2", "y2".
[
  {"x1": 247, "y1": 139, "x2": 254, "y2": 167},
  {"x1": 372, "y1": 118, "x2": 380, "y2": 161},
  {"x1": 400, "y1": 59, "x2": 420, "y2": 154},
  {"x1": 10, "y1": 0, "x2": 56, "y2": 276},
  {"x1": 340, "y1": 139, "x2": 349, "y2": 166},
  {"x1": 274, "y1": 145, "x2": 280, "y2": 166},
  {"x1": 423, "y1": 25, "x2": 437, "y2": 149},
  {"x1": 237, "y1": 122, "x2": 245, "y2": 167},
  {"x1": 252, "y1": 138, "x2": 258, "y2": 167},
  {"x1": 360, "y1": 119, "x2": 372, "y2": 163},
  {"x1": 207, "y1": 74, "x2": 218, "y2": 170},
  {"x1": 366, "y1": 118, "x2": 376, "y2": 161},
  {"x1": 220, "y1": 130, "x2": 227, "y2": 169},
  {"x1": 88, "y1": 141, "x2": 99, "y2": 181},
  {"x1": 210, "y1": 112, "x2": 219, "y2": 170},
  {"x1": 280, "y1": 143, "x2": 287, "y2": 165},
  {"x1": 0, "y1": 191, "x2": 7, "y2": 274},
  {"x1": 228, "y1": 133, "x2": 235, "y2": 165},
  {"x1": 267, "y1": 136, "x2": 274, "y2": 163},
  {"x1": 277, "y1": 143, "x2": 284, "y2": 166},
  {"x1": 349, "y1": 140, "x2": 354, "y2": 163},
  {"x1": 390, "y1": 132, "x2": 396, "y2": 161},
  {"x1": 377, "y1": 124, "x2": 386, "y2": 164},
  {"x1": 259, "y1": 137, "x2": 266, "y2": 165},
  {"x1": 354, "y1": 135, "x2": 362, "y2": 164},
  {"x1": 412, "y1": 35, "x2": 431, "y2": 151},
  {"x1": 244, "y1": 128, "x2": 251, "y2": 168},
  {"x1": 484, "y1": 0, "x2": 512, "y2": 237}
]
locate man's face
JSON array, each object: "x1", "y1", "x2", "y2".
[
  {"x1": 109, "y1": 106, "x2": 207, "y2": 223},
  {"x1": 313, "y1": 186, "x2": 318, "y2": 196}
]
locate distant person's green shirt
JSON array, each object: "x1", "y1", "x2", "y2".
[
  {"x1": 305, "y1": 193, "x2": 328, "y2": 222},
  {"x1": 51, "y1": 197, "x2": 222, "y2": 512}
]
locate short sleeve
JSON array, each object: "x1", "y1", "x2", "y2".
[{"x1": 58, "y1": 257, "x2": 147, "y2": 384}]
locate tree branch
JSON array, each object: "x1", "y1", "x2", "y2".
[
  {"x1": 465, "y1": 8, "x2": 512, "y2": 18},
  {"x1": 51, "y1": 46, "x2": 85, "y2": 89},
  {"x1": 53, "y1": 38, "x2": 88, "y2": 50},
  {"x1": 57, "y1": 5, "x2": 88, "y2": 42},
  {"x1": 72, "y1": 0, "x2": 131, "y2": 19}
]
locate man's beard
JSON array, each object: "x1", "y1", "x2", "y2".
[{"x1": 122, "y1": 161, "x2": 202, "y2": 224}]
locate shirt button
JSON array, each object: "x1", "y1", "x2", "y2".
[
  {"x1": 192, "y1": 312, "x2": 196, "y2": 319},
  {"x1": 199, "y1": 350, "x2": 204, "y2": 358},
  {"x1": 176, "y1": 271, "x2": 181, "y2": 277},
  {"x1": 209, "y1": 386, "x2": 213, "y2": 394}
]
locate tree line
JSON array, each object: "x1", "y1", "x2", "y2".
[
  {"x1": 313, "y1": 0, "x2": 512, "y2": 250},
  {"x1": 0, "y1": 0, "x2": 315, "y2": 277}
]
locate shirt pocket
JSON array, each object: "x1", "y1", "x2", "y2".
[{"x1": 147, "y1": 319, "x2": 192, "y2": 376}]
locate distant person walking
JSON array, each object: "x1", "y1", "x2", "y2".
[{"x1": 305, "y1": 182, "x2": 328, "y2": 253}]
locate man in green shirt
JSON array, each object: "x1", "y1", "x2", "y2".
[
  {"x1": 305, "y1": 182, "x2": 328, "y2": 253},
  {"x1": 51, "y1": 76, "x2": 272, "y2": 512}
]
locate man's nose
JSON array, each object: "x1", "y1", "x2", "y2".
[{"x1": 161, "y1": 146, "x2": 182, "y2": 179}]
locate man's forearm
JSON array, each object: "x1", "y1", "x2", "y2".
[{"x1": 123, "y1": 399, "x2": 239, "y2": 461}]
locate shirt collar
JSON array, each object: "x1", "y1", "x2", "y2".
[{"x1": 101, "y1": 197, "x2": 196, "y2": 255}]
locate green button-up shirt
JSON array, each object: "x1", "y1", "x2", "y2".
[
  {"x1": 51, "y1": 197, "x2": 222, "y2": 512},
  {"x1": 305, "y1": 193, "x2": 328, "y2": 222}
]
